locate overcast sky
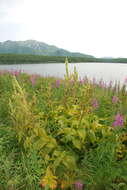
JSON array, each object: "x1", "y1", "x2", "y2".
[{"x1": 1, "y1": 0, "x2": 127, "y2": 57}]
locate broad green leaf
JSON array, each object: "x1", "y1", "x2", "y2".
[
  {"x1": 77, "y1": 128, "x2": 86, "y2": 141},
  {"x1": 89, "y1": 130, "x2": 96, "y2": 144},
  {"x1": 52, "y1": 151, "x2": 66, "y2": 170},
  {"x1": 63, "y1": 154, "x2": 76, "y2": 169},
  {"x1": 72, "y1": 137, "x2": 81, "y2": 150}
]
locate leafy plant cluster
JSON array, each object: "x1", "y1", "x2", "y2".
[{"x1": 1, "y1": 59, "x2": 127, "y2": 190}]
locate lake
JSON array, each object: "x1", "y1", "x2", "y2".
[{"x1": 0, "y1": 62, "x2": 127, "y2": 85}]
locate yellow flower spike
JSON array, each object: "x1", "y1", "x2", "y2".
[
  {"x1": 60, "y1": 178, "x2": 74, "y2": 189},
  {"x1": 40, "y1": 168, "x2": 57, "y2": 189},
  {"x1": 65, "y1": 57, "x2": 69, "y2": 78},
  {"x1": 61, "y1": 180, "x2": 67, "y2": 189}
]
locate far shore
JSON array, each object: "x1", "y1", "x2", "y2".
[{"x1": 1, "y1": 54, "x2": 127, "y2": 64}]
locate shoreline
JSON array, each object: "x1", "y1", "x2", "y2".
[{"x1": 1, "y1": 54, "x2": 127, "y2": 64}]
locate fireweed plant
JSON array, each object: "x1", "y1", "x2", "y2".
[{"x1": 0, "y1": 60, "x2": 127, "y2": 189}]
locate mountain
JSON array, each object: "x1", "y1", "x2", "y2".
[{"x1": 0, "y1": 40, "x2": 94, "y2": 58}]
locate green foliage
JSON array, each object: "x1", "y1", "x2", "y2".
[
  {"x1": 1, "y1": 53, "x2": 127, "y2": 64},
  {"x1": 80, "y1": 134, "x2": 127, "y2": 190},
  {"x1": 1, "y1": 59, "x2": 127, "y2": 189}
]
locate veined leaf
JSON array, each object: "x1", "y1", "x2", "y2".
[
  {"x1": 77, "y1": 128, "x2": 86, "y2": 141},
  {"x1": 58, "y1": 128, "x2": 76, "y2": 136},
  {"x1": 47, "y1": 138, "x2": 57, "y2": 148},
  {"x1": 33, "y1": 139, "x2": 47, "y2": 151},
  {"x1": 63, "y1": 154, "x2": 77, "y2": 169},
  {"x1": 52, "y1": 151, "x2": 66, "y2": 171},
  {"x1": 72, "y1": 137, "x2": 81, "y2": 150},
  {"x1": 89, "y1": 130, "x2": 96, "y2": 144}
]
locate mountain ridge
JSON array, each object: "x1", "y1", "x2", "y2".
[{"x1": 0, "y1": 40, "x2": 94, "y2": 58}]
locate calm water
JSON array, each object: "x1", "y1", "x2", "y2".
[{"x1": 0, "y1": 62, "x2": 127, "y2": 84}]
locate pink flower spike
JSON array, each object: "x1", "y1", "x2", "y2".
[
  {"x1": 92, "y1": 98, "x2": 99, "y2": 109},
  {"x1": 112, "y1": 96, "x2": 119, "y2": 103},
  {"x1": 99, "y1": 79, "x2": 105, "y2": 88},
  {"x1": 56, "y1": 80, "x2": 61, "y2": 88},
  {"x1": 12, "y1": 70, "x2": 21, "y2": 77},
  {"x1": 30, "y1": 75, "x2": 37, "y2": 86},
  {"x1": 113, "y1": 113, "x2": 124, "y2": 127},
  {"x1": 92, "y1": 77, "x2": 96, "y2": 85},
  {"x1": 83, "y1": 76, "x2": 88, "y2": 84},
  {"x1": 74, "y1": 181, "x2": 83, "y2": 190},
  {"x1": 79, "y1": 79, "x2": 84, "y2": 85},
  {"x1": 109, "y1": 80, "x2": 113, "y2": 87},
  {"x1": 124, "y1": 77, "x2": 127, "y2": 84},
  {"x1": 70, "y1": 79, "x2": 74, "y2": 86}
]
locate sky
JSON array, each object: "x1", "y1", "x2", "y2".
[{"x1": 1, "y1": 0, "x2": 127, "y2": 57}]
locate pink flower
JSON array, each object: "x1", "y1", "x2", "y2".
[
  {"x1": 112, "y1": 96, "x2": 119, "y2": 103},
  {"x1": 30, "y1": 75, "x2": 37, "y2": 86},
  {"x1": 99, "y1": 79, "x2": 106, "y2": 88},
  {"x1": 79, "y1": 79, "x2": 84, "y2": 85},
  {"x1": 83, "y1": 76, "x2": 88, "y2": 84},
  {"x1": 70, "y1": 79, "x2": 74, "y2": 86},
  {"x1": 74, "y1": 181, "x2": 83, "y2": 190},
  {"x1": 109, "y1": 80, "x2": 113, "y2": 88},
  {"x1": 113, "y1": 113, "x2": 124, "y2": 127},
  {"x1": 92, "y1": 77, "x2": 96, "y2": 85},
  {"x1": 79, "y1": 77, "x2": 84, "y2": 85},
  {"x1": 12, "y1": 70, "x2": 21, "y2": 77},
  {"x1": 124, "y1": 78, "x2": 127, "y2": 84},
  {"x1": 56, "y1": 80, "x2": 61, "y2": 88},
  {"x1": 92, "y1": 99, "x2": 99, "y2": 109}
]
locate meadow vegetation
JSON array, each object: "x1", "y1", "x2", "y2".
[{"x1": 1, "y1": 59, "x2": 127, "y2": 190}]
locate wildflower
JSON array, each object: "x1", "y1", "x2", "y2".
[
  {"x1": 12, "y1": 70, "x2": 21, "y2": 77},
  {"x1": 80, "y1": 79, "x2": 84, "y2": 85},
  {"x1": 74, "y1": 181, "x2": 83, "y2": 190},
  {"x1": 79, "y1": 77, "x2": 84, "y2": 85},
  {"x1": 124, "y1": 77, "x2": 127, "y2": 84},
  {"x1": 99, "y1": 79, "x2": 106, "y2": 88},
  {"x1": 70, "y1": 79, "x2": 74, "y2": 86},
  {"x1": 92, "y1": 77, "x2": 96, "y2": 85},
  {"x1": 109, "y1": 80, "x2": 113, "y2": 88},
  {"x1": 56, "y1": 79, "x2": 60, "y2": 88},
  {"x1": 40, "y1": 168, "x2": 57, "y2": 189},
  {"x1": 113, "y1": 113, "x2": 124, "y2": 127},
  {"x1": 30, "y1": 74, "x2": 37, "y2": 86},
  {"x1": 83, "y1": 76, "x2": 88, "y2": 84},
  {"x1": 92, "y1": 98, "x2": 99, "y2": 109},
  {"x1": 112, "y1": 96, "x2": 119, "y2": 103}
]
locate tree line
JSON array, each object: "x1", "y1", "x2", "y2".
[{"x1": 0, "y1": 54, "x2": 127, "y2": 64}]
